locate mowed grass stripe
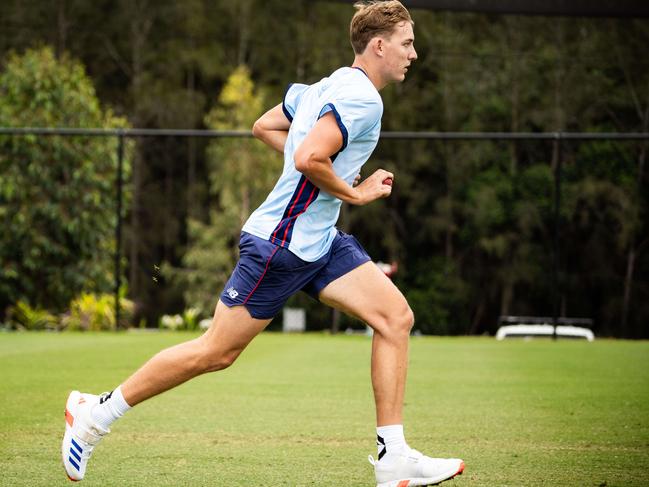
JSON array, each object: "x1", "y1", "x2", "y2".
[{"x1": 0, "y1": 332, "x2": 647, "y2": 486}]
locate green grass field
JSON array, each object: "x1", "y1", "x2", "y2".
[{"x1": 1, "y1": 332, "x2": 648, "y2": 486}]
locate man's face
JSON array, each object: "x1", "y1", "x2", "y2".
[{"x1": 381, "y1": 21, "x2": 417, "y2": 83}]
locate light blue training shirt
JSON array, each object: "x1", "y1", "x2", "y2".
[{"x1": 241, "y1": 66, "x2": 383, "y2": 262}]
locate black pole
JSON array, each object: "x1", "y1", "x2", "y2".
[
  {"x1": 551, "y1": 135, "x2": 562, "y2": 340},
  {"x1": 1, "y1": 127, "x2": 648, "y2": 141},
  {"x1": 115, "y1": 133, "x2": 124, "y2": 329}
]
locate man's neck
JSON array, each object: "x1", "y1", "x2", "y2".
[{"x1": 351, "y1": 58, "x2": 386, "y2": 90}]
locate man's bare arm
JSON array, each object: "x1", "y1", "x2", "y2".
[
  {"x1": 252, "y1": 104, "x2": 291, "y2": 154},
  {"x1": 293, "y1": 112, "x2": 393, "y2": 206}
]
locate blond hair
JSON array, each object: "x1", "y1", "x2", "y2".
[{"x1": 350, "y1": 1, "x2": 414, "y2": 54}]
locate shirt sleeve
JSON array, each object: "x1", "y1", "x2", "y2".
[
  {"x1": 282, "y1": 83, "x2": 308, "y2": 122},
  {"x1": 317, "y1": 94, "x2": 382, "y2": 151}
]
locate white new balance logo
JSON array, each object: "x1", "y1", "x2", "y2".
[{"x1": 227, "y1": 287, "x2": 239, "y2": 299}]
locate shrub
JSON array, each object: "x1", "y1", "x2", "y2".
[
  {"x1": 159, "y1": 307, "x2": 202, "y2": 331},
  {"x1": 62, "y1": 292, "x2": 135, "y2": 331},
  {"x1": 159, "y1": 314, "x2": 183, "y2": 331},
  {"x1": 0, "y1": 47, "x2": 130, "y2": 314},
  {"x1": 6, "y1": 300, "x2": 58, "y2": 330}
]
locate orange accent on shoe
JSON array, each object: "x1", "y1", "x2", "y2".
[
  {"x1": 455, "y1": 461, "x2": 465, "y2": 476},
  {"x1": 397, "y1": 481, "x2": 410, "y2": 487},
  {"x1": 65, "y1": 409, "x2": 74, "y2": 427},
  {"x1": 66, "y1": 473, "x2": 80, "y2": 482}
]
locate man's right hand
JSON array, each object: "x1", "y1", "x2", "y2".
[
  {"x1": 294, "y1": 112, "x2": 393, "y2": 206},
  {"x1": 351, "y1": 169, "x2": 394, "y2": 205}
]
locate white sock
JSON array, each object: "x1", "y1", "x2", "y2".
[
  {"x1": 90, "y1": 385, "x2": 131, "y2": 430},
  {"x1": 376, "y1": 424, "x2": 407, "y2": 462}
]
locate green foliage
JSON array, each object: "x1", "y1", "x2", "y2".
[
  {"x1": 405, "y1": 258, "x2": 469, "y2": 335},
  {"x1": 5, "y1": 300, "x2": 58, "y2": 331},
  {"x1": 169, "y1": 66, "x2": 282, "y2": 314},
  {"x1": 158, "y1": 307, "x2": 201, "y2": 331},
  {"x1": 0, "y1": 46, "x2": 130, "y2": 316},
  {"x1": 0, "y1": 6, "x2": 647, "y2": 336},
  {"x1": 62, "y1": 292, "x2": 135, "y2": 331}
]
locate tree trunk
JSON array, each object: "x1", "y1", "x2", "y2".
[
  {"x1": 621, "y1": 248, "x2": 636, "y2": 337},
  {"x1": 500, "y1": 278, "x2": 514, "y2": 317},
  {"x1": 296, "y1": 2, "x2": 313, "y2": 80},
  {"x1": 331, "y1": 308, "x2": 341, "y2": 335},
  {"x1": 241, "y1": 186, "x2": 250, "y2": 228},
  {"x1": 621, "y1": 139, "x2": 647, "y2": 336},
  {"x1": 442, "y1": 13, "x2": 455, "y2": 261},
  {"x1": 164, "y1": 138, "x2": 174, "y2": 262},
  {"x1": 56, "y1": 0, "x2": 68, "y2": 58},
  {"x1": 129, "y1": 143, "x2": 141, "y2": 297},
  {"x1": 237, "y1": 1, "x2": 251, "y2": 66},
  {"x1": 551, "y1": 19, "x2": 565, "y2": 172},
  {"x1": 506, "y1": 18, "x2": 521, "y2": 176},
  {"x1": 613, "y1": 22, "x2": 648, "y2": 338},
  {"x1": 187, "y1": 42, "x2": 197, "y2": 221},
  {"x1": 128, "y1": 1, "x2": 152, "y2": 299},
  {"x1": 469, "y1": 297, "x2": 486, "y2": 335}
]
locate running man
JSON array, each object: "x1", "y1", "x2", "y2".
[{"x1": 62, "y1": 2, "x2": 464, "y2": 485}]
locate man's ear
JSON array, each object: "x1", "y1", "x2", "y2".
[{"x1": 369, "y1": 37, "x2": 385, "y2": 58}]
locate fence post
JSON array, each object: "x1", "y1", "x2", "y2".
[
  {"x1": 115, "y1": 133, "x2": 124, "y2": 329},
  {"x1": 551, "y1": 133, "x2": 562, "y2": 340}
]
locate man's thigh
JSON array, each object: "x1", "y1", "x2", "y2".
[
  {"x1": 221, "y1": 232, "x2": 328, "y2": 319},
  {"x1": 317, "y1": 261, "x2": 411, "y2": 329},
  {"x1": 200, "y1": 300, "x2": 272, "y2": 356}
]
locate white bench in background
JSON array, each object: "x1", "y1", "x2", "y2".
[{"x1": 496, "y1": 316, "x2": 594, "y2": 341}]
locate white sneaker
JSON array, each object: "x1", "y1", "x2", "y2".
[
  {"x1": 61, "y1": 391, "x2": 110, "y2": 481},
  {"x1": 369, "y1": 447, "x2": 465, "y2": 487}
]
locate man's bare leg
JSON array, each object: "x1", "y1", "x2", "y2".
[
  {"x1": 121, "y1": 300, "x2": 272, "y2": 406},
  {"x1": 318, "y1": 261, "x2": 464, "y2": 484},
  {"x1": 318, "y1": 261, "x2": 413, "y2": 426},
  {"x1": 62, "y1": 300, "x2": 271, "y2": 480}
]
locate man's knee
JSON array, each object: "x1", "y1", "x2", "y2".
[
  {"x1": 398, "y1": 305, "x2": 415, "y2": 334},
  {"x1": 372, "y1": 303, "x2": 415, "y2": 340},
  {"x1": 194, "y1": 338, "x2": 242, "y2": 373},
  {"x1": 201, "y1": 349, "x2": 241, "y2": 373}
]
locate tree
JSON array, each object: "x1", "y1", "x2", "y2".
[
  {"x1": 0, "y1": 46, "x2": 129, "y2": 314},
  {"x1": 1, "y1": 3, "x2": 647, "y2": 336},
  {"x1": 168, "y1": 66, "x2": 282, "y2": 315}
]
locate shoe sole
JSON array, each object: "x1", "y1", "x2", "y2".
[{"x1": 377, "y1": 460, "x2": 465, "y2": 487}]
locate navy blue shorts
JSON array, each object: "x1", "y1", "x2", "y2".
[{"x1": 220, "y1": 231, "x2": 371, "y2": 319}]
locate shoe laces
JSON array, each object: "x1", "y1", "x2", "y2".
[{"x1": 73, "y1": 399, "x2": 110, "y2": 446}]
